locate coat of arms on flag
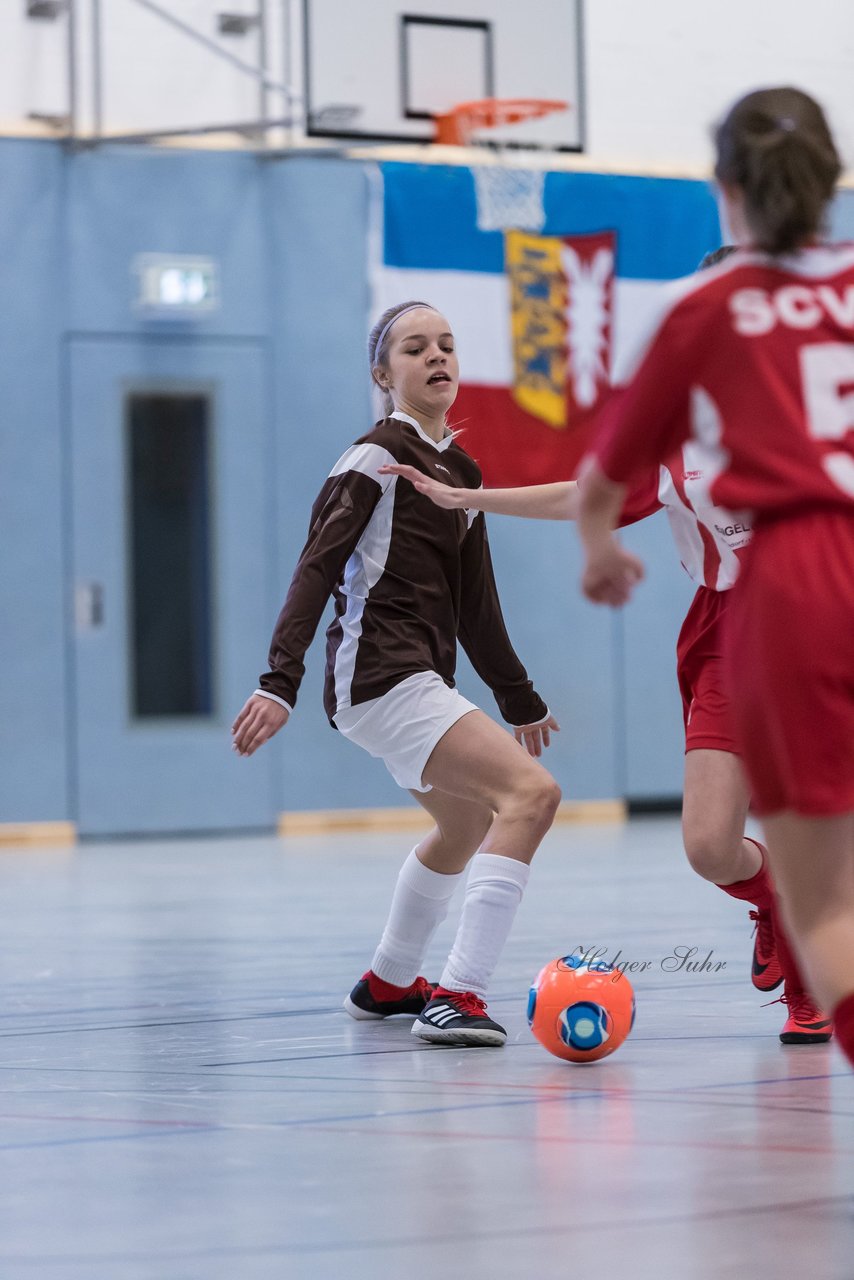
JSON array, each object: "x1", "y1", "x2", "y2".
[{"x1": 507, "y1": 229, "x2": 615, "y2": 430}]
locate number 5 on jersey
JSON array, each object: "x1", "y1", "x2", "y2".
[{"x1": 800, "y1": 343, "x2": 854, "y2": 497}]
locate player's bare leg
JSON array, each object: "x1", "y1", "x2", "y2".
[
  {"x1": 409, "y1": 710, "x2": 561, "y2": 1045},
  {"x1": 420, "y1": 709, "x2": 561, "y2": 861},
  {"x1": 682, "y1": 749, "x2": 755, "y2": 884},
  {"x1": 681, "y1": 747, "x2": 828, "y2": 1037},
  {"x1": 683, "y1": 748, "x2": 779, "y2": 991},
  {"x1": 409, "y1": 785, "x2": 494, "y2": 875}
]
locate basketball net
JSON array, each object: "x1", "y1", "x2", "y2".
[
  {"x1": 434, "y1": 98, "x2": 568, "y2": 233},
  {"x1": 472, "y1": 164, "x2": 547, "y2": 233}
]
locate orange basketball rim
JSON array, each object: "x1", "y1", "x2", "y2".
[{"x1": 433, "y1": 98, "x2": 570, "y2": 146}]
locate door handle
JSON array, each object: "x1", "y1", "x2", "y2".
[{"x1": 75, "y1": 582, "x2": 105, "y2": 630}]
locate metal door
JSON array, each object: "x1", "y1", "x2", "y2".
[{"x1": 68, "y1": 336, "x2": 276, "y2": 835}]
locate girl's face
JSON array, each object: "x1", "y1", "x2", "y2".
[{"x1": 377, "y1": 308, "x2": 459, "y2": 418}]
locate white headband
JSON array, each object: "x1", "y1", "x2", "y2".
[{"x1": 374, "y1": 304, "x2": 437, "y2": 362}]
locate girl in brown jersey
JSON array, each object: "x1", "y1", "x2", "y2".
[{"x1": 233, "y1": 302, "x2": 561, "y2": 1046}]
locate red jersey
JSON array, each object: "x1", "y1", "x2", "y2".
[
  {"x1": 620, "y1": 442, "x2": 752, "y2": 590},
  {"x1": 595, "y1": 245, "x2": 854, "y2": 519}
]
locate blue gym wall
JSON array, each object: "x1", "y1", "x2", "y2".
[
  {"x1": 2, "y1": 138, "x2": 851, "y2": 834},
  {"x1": 0, "y1": 141, "x2": 69, "y2": 824}
]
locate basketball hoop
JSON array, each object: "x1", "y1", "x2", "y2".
[
  {"x1": 433, "y1": 98, "x2": 569, "y2": 147},
  {"x1": 434, "y1": 99, "x2": 569, "y2": 232}
]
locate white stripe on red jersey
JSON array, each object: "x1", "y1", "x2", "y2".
[
  {"x1": 621, "y1": 442, "x2": 752, "y2": 591},
  {"x1": 659, "y1": 442, "x2": 752, "y2": 590}
]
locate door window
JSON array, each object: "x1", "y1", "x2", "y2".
[{"x1": 127, "y1": 392, "x2": 214, "y2": 719}]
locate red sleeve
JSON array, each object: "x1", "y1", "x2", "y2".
[
  {"x1": 593, "y1": 294, "x2": 707, "y2": 485},
  {"x1": 617, "y1": 466, "x2": 662, "y2": 527}
]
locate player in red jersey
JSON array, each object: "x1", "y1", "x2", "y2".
[
  {"x1": 578, "y1": 87, "x2": 854, "y2": 1066},
  {"x1": 381, "y1": 369, "x2": 830, "y2": 1043}
]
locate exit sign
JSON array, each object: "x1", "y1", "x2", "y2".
[{"x1": 135, "y1": 255, "x2": 219, "y2": 316}]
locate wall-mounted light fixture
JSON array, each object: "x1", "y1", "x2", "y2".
[
  {"x1": 217, "y1": 12, "x2": 260, "y2": 36},
  {"x1": 26, "y1": 0, "x2": 67, "y2": 18},
  {"x1": 27, "y1": 111, "x2": 71, "y2": 130}
]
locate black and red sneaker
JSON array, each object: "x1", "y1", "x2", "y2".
[
  {"x1": 778, "y1": 990, "x2": 833, "y2": 1045},
  {"x1": 411, "y1": 987, "x2": 507, "y2": 1047},
  {"x1": 749, "y1": 907, "x2": 783, "y2": 992},
  {"x1": 343, "y1": 971, "x2": 435, "y2": 1021}
]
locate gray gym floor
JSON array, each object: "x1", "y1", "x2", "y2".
[{"x1": 2, "y1": 817, "x2": 852, "y2": 1279}]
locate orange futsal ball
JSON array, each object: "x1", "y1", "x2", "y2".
[{"x1": 527, "y1": 954, "x2": 636, "y2": 1063}]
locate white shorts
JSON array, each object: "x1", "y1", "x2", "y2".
[{"x1": 332, "y1": 671, "x2": 479, "y2": 792}]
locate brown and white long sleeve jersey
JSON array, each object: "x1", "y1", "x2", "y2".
[{"x1": 259, "y1": 412, "x2": 548, "y2": 728}]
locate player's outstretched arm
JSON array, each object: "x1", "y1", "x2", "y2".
[
  {"x1": 232, "y1": 693, "x2": 289, "y2": 757},
  {"x1": 378, "y1": 462, "x2": 578, "y2": 520},
  {"x1": 578, "y1": 459, "x2": 645, "y2": 607}
]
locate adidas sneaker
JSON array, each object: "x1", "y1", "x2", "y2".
[{"x1": 411, "y1": 987, "x2": 507, "y2": 1047}]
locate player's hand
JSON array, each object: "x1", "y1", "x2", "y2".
[
  {"x1": 582, "y1": 540, "x2": 644, "y2": 606},
  {"x1": 377, "y1": 462, "x2": 464, "y2": 510},
  {"x1": 514, "y1": 714, "x2": 560, "y2": 758},
  {"x1": 231, "y1": 694, "x2": 289, "y2": 757}
]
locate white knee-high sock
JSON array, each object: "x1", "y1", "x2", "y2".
[
  {"x1": 439, "y1": 853, "x2": 531, "y2": 997},
  {"x1": 371, "y1": 849, "x2": 464, "y2": 987}
]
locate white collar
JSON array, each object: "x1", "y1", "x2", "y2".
[{"x1": 390, "y1": 410, "x2": 454, "y2": 453}]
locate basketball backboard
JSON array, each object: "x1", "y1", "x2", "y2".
[{"x1": 302, "y1": 0, "x2": 584, "y2": 150}]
